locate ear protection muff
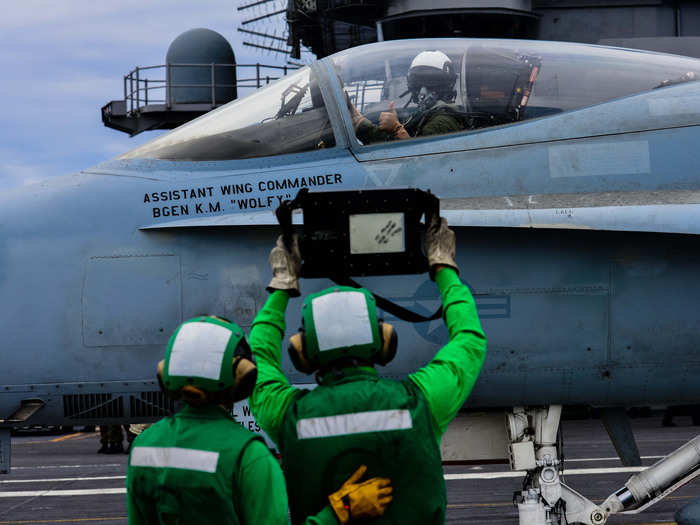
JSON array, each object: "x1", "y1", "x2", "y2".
[
  {"x1": 231, "y1": 337, "x2": 257, "y2": 402},
  {"x1": 288, "y1": 329, "x2": 316, "y2": 374},
  {"x1": 375, "y1": 319, "x2": 398, "y2": 366},
  {"x1": 231, "y1": 357, "x2": 257, "y2": 402},
  {"x1": 156, "y1": 360, "x2": 182, "y2": 400},
  {"x1": 288, "y1": 319, "x2": 397, "y2": 371}
]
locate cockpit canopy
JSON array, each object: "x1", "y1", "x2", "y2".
[
  {"x1": 121, "y1": 67, "x2": 335, "y2": 161},
  {"x1": 122, "y1": 39, "x2": 700, "y2": 161}
]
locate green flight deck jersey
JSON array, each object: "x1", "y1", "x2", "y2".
[
  {"x1": 126, "y1": 404, "x2": 338, "y2": 525},
  {"x1": 249, "y1": 268, "x2": 487, "y2": 524}
]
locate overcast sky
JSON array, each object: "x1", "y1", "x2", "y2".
[{"x1": 0, "y1": 1, "x2": 301, "y2": 189}]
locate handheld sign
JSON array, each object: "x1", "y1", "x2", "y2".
[{"x1": 276, "y1": 188, "x2": 439, "y2": 278}]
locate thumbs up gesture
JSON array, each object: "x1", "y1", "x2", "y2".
[
  {"x1": 378, "y1": 101, "x2": 400, "y2": 132},
  {"x1": 378, "y1": 101, "x2": 409, "y2": 139}
]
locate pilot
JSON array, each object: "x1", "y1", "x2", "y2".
[
  {"x1": 352, "y1": 50, "x2": 466, "y2": 143},
  {"x1": 126, "y1": 315, "x2": 392, "y2": 525},
  {"x1": 248, "y1": 217, "x2": 487, "y2": 524}
]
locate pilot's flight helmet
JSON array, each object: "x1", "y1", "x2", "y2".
[
  {"x1": 407, "y1": 50, "x2": 457, "y2": 103},
  {"x1": 158, "y1": 316, "x2": 257, "y2": 403},
  {"x1": 288, "y1": 286, "x2": 398, "y2": 374}
]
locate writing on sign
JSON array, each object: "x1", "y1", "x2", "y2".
[{"x1": 232, "y1": 401, "x2": 276, "y2": 450}]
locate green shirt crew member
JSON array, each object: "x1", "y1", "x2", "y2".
[
  {"x1": 250, "y1": 217, "x2": 487, "y2": 524},
  {"x1": 127, "y1": 316, "x2": 392, "y2": 525}
]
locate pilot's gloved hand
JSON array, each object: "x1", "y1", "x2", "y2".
[
  {"x1": 267, "y1": 234, "x2": 301, "y2": 297},
  {"x1": 425, "y1": 216, "x2": 458, "y2": 280},
  {"x1": 328, "y1": 465, "x2": 393, "y2": 524},
  {"x1": 378, "y1": 101, "x2": 409, "y2": 139}
]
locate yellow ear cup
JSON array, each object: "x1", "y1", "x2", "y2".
[
  {"x1": 232, "y1": 356, "x2": 258, "y2": 402},
  {"x1": 157, "y1": 360, "x2": 182, "y2": 400},
  {"x1": 288, "y1": 333, "x2": 316, "y2": 374},
  {"x1": 234, "y1": 357, "x2": 256, "y2": 383},
  {"x1": 290, "y1": 333, "x2": 303, "y2": 352},
  {"x1": 376, "y1": 322, "x2": 398, "y2": 366}
]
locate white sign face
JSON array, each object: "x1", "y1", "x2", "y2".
[
  {"x1": 231, "y1": 383, "x2": 317, "y2": 451},
  {"x1": 232, "y1": 400, "x2": 275, "y2": 449},
  {"x1": 349, "y1": 213, "x2": 405, "y2": 254}
]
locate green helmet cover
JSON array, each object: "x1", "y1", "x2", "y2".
[
  {"x1": 163, "y1": 316, "x2": 245, "y2": 393},
  {"x1": 302, "y1": 286, "x2": 381, "y2": 367}
]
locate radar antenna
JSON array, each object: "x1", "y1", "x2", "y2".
[{"x1": 237, "y1": 0, "x2": 313, "y2": 64}]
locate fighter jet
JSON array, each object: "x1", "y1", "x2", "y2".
[{"x1": 2, "y1": 38, "x2": 700, "y2": 523}]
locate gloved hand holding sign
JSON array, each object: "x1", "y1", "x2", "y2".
[
  {"x1": 328, "y1": 465, "x2": 393, "y2": 524},
  {"x1": 424, "y1": 216, "x2": 458, "y2": 280},
  {"x1": 267, "y1": 234, "x2": 302, "y2": 296}
]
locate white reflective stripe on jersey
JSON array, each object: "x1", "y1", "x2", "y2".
[
  {"x1": 297, "y1": 409, "x2": 412, "y2": 439},
  {"x1": 130, "y1": 446, "x2": 219, "y2": 473},
  {"x1": 168, "y1": 322, "x2": 231, "y2": 380}
]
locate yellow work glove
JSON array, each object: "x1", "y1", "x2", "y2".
[{"x1": 328, "y1": 465, "x2": 393, "y2": 524}]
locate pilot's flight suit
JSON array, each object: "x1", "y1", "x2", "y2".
[
  {"x1": 404, "y1": 102, "x2": 467, "y2": 137},
  {"x1": 126, "y1": 404, "x2": 338, "y2": 525},
  {"x1": 249, "y1": 268, "x2": 487, "y2": 524},
  {"x1": 356, "y1": 102, "x2": 465, "y2": 144}
]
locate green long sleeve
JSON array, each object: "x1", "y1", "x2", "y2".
[
  {"x1": 126, "y1": 415, "x2": 337, "y2": 525},
  {"x1": 249, "y1": 272, "x2": 486, "y2": 444},
  {"x1": 237, "y1": 440, "x2": 338, "y2": 525},
  {"x1": 126, "y1": 480, "x2": 147, "y2": 525},
  {"x1": 407, "y1": 268, "x2": 487, "y2": 440},
  {"x1": 248, "y1": 290, "x2": 300, "y2": 445}
]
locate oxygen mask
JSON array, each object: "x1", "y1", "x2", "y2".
[{"x1": 415, "y1": 87, "x2": 439, "y2": 111}]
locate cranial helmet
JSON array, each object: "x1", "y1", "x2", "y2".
[
  {"x1": 407, "y1": 50, "x2": 457, "y2": 104},
  {"x1": 158, "y1": 316, "x2": 257, "y2": 403},
  {"x1": 288, "y1": 287, "x2": 398, "y2": 374}
]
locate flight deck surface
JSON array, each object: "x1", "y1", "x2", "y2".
[{"x1": 0, "y1": 415, "x2": 697, "y2": 524}]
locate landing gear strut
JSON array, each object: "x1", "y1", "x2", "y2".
[{"x1": 507, "y1": 405, "x2": 700, "y2": 525}]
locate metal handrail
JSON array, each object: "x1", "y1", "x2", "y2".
[
  {"x1": 122, "y1": 62, "x2": 300, "y2": 114},
  {"x1": 345, "y1": 79, "x2": 384, "y2": 113}
]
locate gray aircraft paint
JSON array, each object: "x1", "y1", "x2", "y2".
[{"x1": 1, "y1": 40, "x2": 699, "y2": 450}]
